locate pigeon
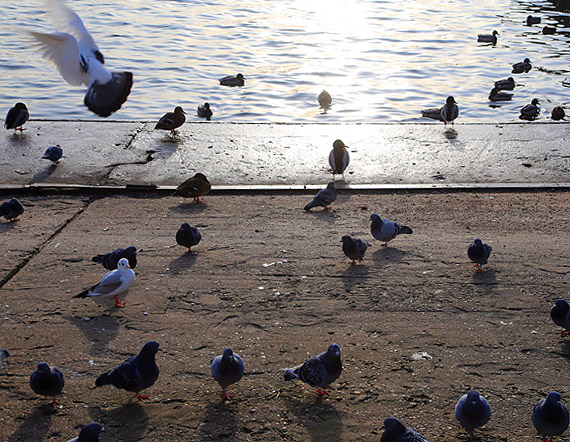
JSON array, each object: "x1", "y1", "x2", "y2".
[
  {"x1": 520, "y1": 98, "x2": 540, "y2": 120},
  {"x1": 532, "y1": 391, "x2": 569, "y2": 442},
  {"x1": 284, "y1": 343, "x2": 342, "y2": 395},
  {"x1": 66, "y1": 422, "x2": 104, "y2": 442},
  {"x1": 455, "y1": 390, "x2": 492, "y2": 440},
  {"x1": 176, "y1": 223, "x2": 202, "y2": 253},
  {"x1": 219, "y1": 73, "x2": 245, "y2": 87},
  {"x1": 329, "y1": 139, "x2": 350, "y2": 177},
  {"x1": 477, "y1": 30, "x2": 499, "y2": 44},
  {"x1": 197, "y1": 102, "x2": 213, "y2": 120},
  {"x1": 30, "y1": 362, "x2": 65, "y2": 406},
  {"x1": 421, "y1": 107, "x2": 444, "y2": 121},
  {"x1": 494, "y1": 77, "x2": 516, "y2": 91},
  {"x1": 380, "y1": 417, "x2": 429, "y2": 442},
  {"x1": 304, "y1": 182, "x2": 337, "y2": 211},
  {"x1": 551, "y1": 107, "x2": 565, "y2": 121},
  {"x1": 441, "y1": 96, "x2": 459, "y2": 124},
  {"x1": 5, "y1": 102, "x2": 29, "y2": 131},
  {"x1": 211, "y1": 348, "x2": 245, "y2": 400},
  {"x1": 73, "y1": 257, "x2": 135, "y2": 308},
  {"x1": 0, "y1": 349, "x2": 9, "y2": 373},
  {"x1": 488, "y1": 87, "x2": 513, "y2": 101},
  {"x1": 341, "y1": 235, "x2": 369, "y2": 264},
  {"x1": 155, "y1": 106, "x2": 185, "y2": 134},
  {"x1": 29, "y1": 0, "x2": 133, "y2": 117},
  {"x1": 551, "y1": 300, "x2": 570, "y2": 336},
  {"x1": 91, "y1": 246, "x2": 137, "y2": 270},
  {"x1": 0, "y1": 198, "x2": 25, "y2": 222},
  {"x1": 370, "y1": 214, "x2": 413, "y2": 245},
  {"x1": 527, "y1": 15, "x2": 541, "y2": 26},
  {"x1": 318, "y1": 90, "x2": 332, "y2": 111},
  {"x1": 512, "y1": 58, "x2": 532, "y2": 74},
  {"x1": 174, "y1": 172, "x2": 211, "y2": 202},
  {"x1": 467, "y1": 238, "x2": 492, "y2": 272},
  {"x1": 42, "y1": 145, "x2": 63, "y2": 164},
  {"x1": 95, "y1": 341, "x2": 161, "y2": 400}
]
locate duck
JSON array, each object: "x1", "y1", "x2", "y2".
[
  {"x1": 155, "y1": 106, "x2": 185, "y2": 134},
  {"x1": 5, "y1": 102, "x2": 29, "y2": 131},
  {"x1": 488, "y1": 87, "x2": 513, "y2": 101},
  {"x1": 520, "y1": 98, "x2": 540, "y2": 120},
  {"x1": 318, "y1": 90, "x2": 332, "y2": 110},
  {"x1": 526, "y1": 15, "x2": 541, "y2": 26},
  {"x1": 329, "y1": 139, "x2": 350, "y2": 177},
  {"x1": 477, "y1": 30, "x2": 499, "y2": 44},
  {"x1": 219, "y1": 73, "x2": 245, "y2": 87},
  {"x1": 441, "y1": 96, "x2": 459, "y2": 124},
  {"x1": 174, "y1": 173, "x2": 211, "y2": 202},
  {"x1": 512, "y1": 58, "x2": 532, "y2": 74},
  {"x1": 494, "y1": 77, "x2": 516, "y2": 91},
  {"x1": 543, "y1": 26, "x2": 556, "y2": 35},
  {"x1": 421, "y1": 107, "x2": 444, "y2": 121},
  {"x1": 197, "y1": 102, "x2": 213, "y2": 120},
  {"x1": 551, "y1": 106, "x2": 565, "y2": 121}
]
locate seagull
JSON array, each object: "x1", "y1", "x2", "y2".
[
  {"x1": 30, "y1": 362, "x2": 65, "y2": 406},
  {"x1": 155, "y1": 106, "x2": 185, "y2": 134},
  {"x1": 512, "y1": 58, "x2": 532, "y2": 74},
  {"x1": 197, "y1": 102, "x2": 213, "y2": 120},
  {"x1": 455, "y1": 390, "x2": 492, "y2": 440},
  {"x1": 174, "y1": 172, "x2": 211, "y2": 202},
  {"x1": 477, "y1": 30, "x2": 499, "y2": 44},
  {"x1": 329, "y1": 139, "x2": 350, "y2": 177},
  {"x1": 73, "y1": 257, "x2": 135, "y2": 308},
  {"x1": 0, "y1": 349, "x2": 9, "y2": 373},
  {"x1": 441, "y1": 96, "x2": 459, "y2": 125},
  {"x1": 341, "y1": 235, "x2": 369, "y2": 264},
  {"x1": 488, "y1": 87, "x2": 513, "y2": 101},
  {"x1": 551, "y1": 300, "x2": 570, "y2": 336},
  {"x1": 176, "y1": 223, "x2": 202, "y2": 253},
  {"x1": 95, "y1": 341, "x2": 161, "y2": 400},
  {"x1": 467, "y1": 238, "x2": 492, "y2": 272},
  {"x1": 66, "y1": 422, "x2": 105, "y2": 442},
  {"x1": 380, "y1": 417, "x2": 429, "y2": 442},
  {"x1": 551, "y1": 106, "x2": 565, "y2": 121},
  {"x1": 370, "y1": 214, "x2": 413, "y2": 245},
  {"x1": 304, "y1": 182, "x2": 337, "y2": 211},
  {"x1": 318, "y1": 90, "x2": 332, "y2": 111},
  {"x1": 520, "y1": 98, "x2": 540, "y2": 120},
  {"x1": 29, "y1": 0, "x2": 133, "y2": 117},
  {"x1": 91, "y1": 246, "x2": 137, "y2": 270},
  {"x1": 211, "y1": 348, "x2": 245, "y2": 401},
  {"x1": 532, "y1": 391, "x2": 569, "y2": 442},
  {"x1": 494, "y1": 77, "x2": 516, "y2": 91},
  {"x1": 42, "y1": 145, "x2": 63, "y2": 164},
  {"x1": 0, "y1": 198, "x2": 24, "y2": 222},
  {"x1": 284, "y1": 343, "x2": 342, "y2": 396},
  {"x1": 219, "y1": 73, "x2": 245, "y2": 87},
  {"x1": 4, "y1": 102, "x2": 29, "y2": 131}
]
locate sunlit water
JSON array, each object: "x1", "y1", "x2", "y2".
[{"x1": 1, "y1": 0, "x2": 569, "y2": 122}]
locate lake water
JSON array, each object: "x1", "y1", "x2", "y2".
[{"x1": 1, "y1": 0, "x2": 569, "y2": 122}]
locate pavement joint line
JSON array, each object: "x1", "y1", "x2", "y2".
[{"x1": 100, "y1": 122, "x2": 147, "y2": 184}]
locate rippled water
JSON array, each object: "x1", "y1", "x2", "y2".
[{"x1": 1, "y1": 0, "x2": 569, "y2": 122}]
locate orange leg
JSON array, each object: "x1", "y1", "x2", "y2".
[
  {"x1": 114, "y1": 295, "x2": 125, "y2": 308},
  {"x1": 137, "y1": 393, "x2": 149, "y2": 400}
]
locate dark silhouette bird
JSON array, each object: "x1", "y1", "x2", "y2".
[
  {"x1": 341, "y1": 235, "x2": 369, "y2": 264},
  {"x1": 155, "y1": 106, "x2": 185, "y2": 134},
  {"x1": 527, "y1": 15, "x2": 541, "y2": 26},
  {"x1": 174, "y1": 173, "x2": 211, "y2": 202},
  {"x1": 67, "y1": 422, "x2": 105, "y2": 442},
  {"x1": 219, "y1": 73, "x2": 245, "y2": 86},
  {"x1": 42, "y1": 145, "x2": 63, "y2": 164},
  {"x1": 421, "y1": 106, "x2": 445, "y2": 121},
  {"x1": 211, "y1": 348, "x2": 245, "y2": 401},
  {"x1": 30, "y1": 362, "x2": 65, "y2": 405},
  {"x1": 0, "y1": 349, "x2": 10, "y2": 373},
  {"x1": 551, "y1": 300, "x2": 570, "y2": 336},
  {"x1": 551, "y1": 106, "x2": 565, "y2": 121},
  {"x1": 197, "y1": 102, "x2": 213, "y2": 120},
  {"x1": 0, "y1": 198, "x2": 24, "y2": 222},
  {"x1": 441, "y1": 96, "x2": 459, "y2": 124},
  {"x1": 329, "y1": 139, "x2": 350, "y2": 177},
  {"x1": 467, "y1": 238, "x2": 492, "y2": 272},
  {"x1": 477, "y1": 30, "x2": 499, "y2": 44},
  {"x1": 176, "y1": 223, "x2": 202, "y2": 253},
  {"x1": 455, "y1": 390, "x2": 492, "y2": 440},
  {"x1": 318, "y1": 90, "x2": 332, "y2": 111},
  {"x1": 543, "y1": 26, "x2": 556, "y2": 35},
  {"x1": 488, "y1": 87, "x2": 513, "y2": 101},
  {"x1": 370, "y1": 214, "x2": 413, "y2": 245},
  {"x1": 532, "y1": 391, "x2": 569, "y2": 442},
  {"x1": 95, "y1": 341, "x2": 161, "y2": 400},
  {"x1": 380, "y1": 417, "x2": 429, "y2": 442},
  {"x1": 512, "y1": 58, "x2": 532, "y2": 74},
  {"x1": 91, "y1": 246, "x2": 137, "y2": 270},
  {"x1": 5, "y1": 102, "x2": 29, "y2": 131},
  {"x1": 304, "y1": 182, "x2": 337, "y2": 211},
  {"x1": 494, "y1": 77, "x2": 516, "y2": 91},
  {"x1": 520, "y1": 98, "x2": 540, "y2": 120}
]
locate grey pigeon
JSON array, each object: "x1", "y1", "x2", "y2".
[
  {"x1": 176, "y1": 223, "x2": 202, "y2": 253},
  {"x1": 467, "y1": 239, "x2": 492, "y2": 272},
  {"x1": 441, "y1": 96, "x2": 459, "y2": 125},
  {"x1": 551, "y1": 300, "x2": 570, "y2": 336},
  {"x1": 284, "y1": 343, "x2": 342, "y2": 395},
  {"x1": 42, "y1": 145, "x2": 63, "y2": 164},
  {"x1": 0, "y1": 197, "x2": 24, "y2": 222},
  {"x1": 370, "y1": 214, "x2": 413, "y2": 245},
  {"x1": 341, "y1": 235, "x2": 369, "y2": 264},
  {"x1": 5, "y1": 102, "x2": 29, "y2": 131},
  {"x1": 211, "y1": 347, "x2": 245, "y2": 400},
  {"x1": 532, "y1": 391, "x2": 569, "y2": 442},
  {"x1": 66, "y1": 422, "x2": 104, "y2": 442},
  {"x1": 304, "y1": 182, "x2": 337, "y2": 211},
  {"x1": 0, "y1": 349, "x2": 9, "y2": 372},
  {"x1": 380, "y1": 417, "x2": 429, "y2": 442},
  {"x1": 92, "y1": 246, "x2": 137, "y2": 270},
  {"x1": 95, "y1": 341, "x2": 161, "y2": 400},
  {"x1": 455, "y1": 390, "x2": 491, "y2": 439},
  {"x1": 30, "y1": 361, "x2": 65, "y2": 405}
]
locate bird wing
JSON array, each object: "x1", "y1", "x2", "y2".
[
  {"x1": 89, "y1": 270, "x2": 130, "y2": 296},
  {"x1": 298, "y1": 357, "x2": 325, "y2": 387},
  {"x1": 111, "y1": 359, "x2": 141, "y2": 391},
  {"x1": 46, "y1": 0, "x2": 100, "y2": 55}
]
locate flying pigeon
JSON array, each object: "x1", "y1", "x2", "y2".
[
  {"x1": 532, "y1": 391, "x2": 569, "y2": 442},
  {"x1": 174, "y1": 173, "x2": 211, "y2": 202},
  {"x1": 42, "y1": 145, "x2": 63, "y2": 164},
  {"x1": 467, "y1": 239, "x2": 492, "y2": 272},
  {"x1": 197, "y1": 102, "x2": 213, "y2": 120},
  {"x1": 512, "y1": 58, "x2": 532, "y2": 74},
  {"x1": 318, "y1": 90, "x2": 332, "y2": 111},
  {"x1": 219, "y1": 73, "x2": 245, "y2": 87},
  {"x1": 66, "y1": 422, "x2": 104, "y2": 442},
  {"x1": 304, "y1": 182, "x2": 337, "y2": 211},
  {"x1": 370, "y1": 214, "x2": 413, "y2": 245},
  {"x1": 551, "y1": 300, "x2": 570, "y2": 336},
  {"x1": 211, "y1": 348, "x2": 245, "y2": 400},
  {"x1": 329, "y1": 139, "x2": 350, "y2": 177},
  {"x1": 91, "y1": 246, "x2": 137, "y2": 270},
  {"x1": 176, "y1": 223, "x2": 202, "y2": 253},
  {"x1": 341, "y1": 235, "x2": 369, "y2": 264},
  {"x1": 29, "y1": 0, "x2": 133, "y2": 117},
  {"x1": 155, "y1": 106, "x2": 185, "y2": 134},
  {"x1": 30, "y1": 361, "x2": 65, "y2": 406},
  {"x1": 73, "y1": 257, "x2": 135, "y2": 308},
  {"x1": 0, "y1": 197, "x2": 24, "y2": 222},
  {"x1": 380, "y1": 417, "x2": 429, "y2": 442},
  {"x1": 284, "y1": 343, "x2": 342, "y2": 395},
  {"x1": 95, "y1": 341, "x2": 161, "y2": 400},
  {"x1": 0, "y1": 349, "x2": 9, "y2": 373},
  {"x1": 441, "y1": 96, "x2": 459, "y2": 125},
  {"x1": 455, "y1": 390, "x2": 492, "y2": 440},
  {"x1": 5, "y1": 102, "x2": 29, "y2": 131}
]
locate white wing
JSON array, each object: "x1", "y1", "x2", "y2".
[
  {"x1": 46, "y1": 0, "x2": 100, "y2": 54},
  {"x1": 89, "y1": 269, "x2": 132, "y2": 297}
]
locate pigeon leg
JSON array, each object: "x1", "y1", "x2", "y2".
[
  {"x1": 558, "y1": 331, "x2": 570, "y2": 336},
  {"x1": 15, "y1": 127, "x2": 26, "y2": 132},
  {"x1": 136, "y1": 393, "x2": 149, "y2": 400},
  {"x1": 9, "y1": 218, "x2": 20, "y2": 222},
  {"x1": 186, "y1": 247, "x2": 193, "y2": 253},
  {"x1": 170, "y1": 129, "x2": 179, "y2": 135},
  {"x1": 193, "y1": 197, "x2": 204, "y2": 203},
  {"x1": 474, "y1": 263, "x2": 483, "y2": 273},
  {"x1": 325, "y1": 206, "x2": 332, "y2": 211},
  {"x1": 222, "y1": 387, "x2": 232, "y2": 401},
  {"x1": 114, "y1": 295, "x2": 126, "y2": 308},
  {"x1": 351, "y1": 260, "x2": 356, "y2": 265},
  {"x1": 50, "y1": 397, "x2": 60, "y2": 406},
  {"x1": 316, "y1": 387, "x2": 330, "y2": 396}
]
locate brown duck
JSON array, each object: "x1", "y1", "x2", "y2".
[
  {"x1": 174, "y1": 173, "x2": 211, "y2": 202},
  {"x1": 155, "y1": 106, "x2": 185, "y2": 134}
]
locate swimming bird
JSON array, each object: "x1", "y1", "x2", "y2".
[
  {"x1": 174, "y1": 172, "x2": 211, "y2": 202},
  {"x1": 197, "y1": 102, "x2": 213, "y2": 120},
  {"x1": 543, "y1": 26, "x2": 557, "y2": 35},
  {"x1": 512, "y1": 58, "x2": 532, "y2": 74},
  {"x1": 211, "y1": 348, "x2": 245, "y2": 401},
  {"x1": 527, "y1": 15, "x2": 541, "y2": 26},
  {"x1": 520, "y1": 98, "x2": 540, "y2": 120},
  {"x1": 421, "y1": 107, "x2": 445, "y2": 121},
  {"x1": 73, "y1": 257, "x2": 135, "y2": 308},
  {"x1": 95, "y1": 341, "x2": 161, "y2": 400},
  {"x1": 91, "y1": 246, "x2": 137, "y2": 270},
  {"x1": 304, "y1": 182, "x2": 337, "y2": 211},
  {"x1": 341, "y1": 235, "x2": 369, "y2": 264},
  {"x1": 441, "y1": 96, "x2": 459, "y2": 124},
  {"x1": 532, "y1": 391, "x2": 569, "y2": 442},
  {"x1": 494, "y1": 77, "x2": 516, "y2": 91},
  {"x1": 370, "y1": 214, "x2": 413, "y2": 245},
  {"x1": 5, "y1": 102, "x2": 29, "y2": 131},
  {"x1": 155, "y1": 106, "x2": 185, "y2": 134},
  {"x1": 176, "y1": 223, "x2": 202, "y2": 253},
  {"x1": 455, "y1": 390, "x2": 492, "y2": 440},
  {"x1": 318, "y1": 90, "x2": 332, "y2": 111},
  {"x1": 66, "y1": 422, "x2": 104, "y2": 442},
  {"x1": 42, "y1": 145, "x2": 63, "y2": 164},
  {"x1": 551, "y1": 106, "x2": 565, "y2": 121},
  {"x1": 29, "y1": 0, "x2": 133, "y2": 117},
  {"x1": 0, "y1": 349, "x2": 9, "y2": 373},
  {"x1": 284, "y1": 343, "x2": 342, "y2": 395},
  {"x1": 488, "y1": 87, "x2": 513, "y2": 101},
  {"x1": 467, "y1": 238, "x2": 492, "y2": 272},
  {"x1": 329, "y1": 139, "x2": 350, "y2": 177},
  {"x1": 551, "y1": 300, "x2": 570, "y2": 336},
  {"x1": 30, "y1": 362, "x2": 64, "y2": 406},
  {"x1": 0, "y1": 198, "x2": 24, "y2": 222},
  {"x1": 380, "y1": 417, "x2": 429, "y2": 442},
  {"x1": 219, "y1": 73, "x2": 245, "y2": 87},
  {"x1": 477, "y1": 30, "x2": 499, "y2": 44}
]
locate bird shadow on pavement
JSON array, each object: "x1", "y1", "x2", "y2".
[
  {"x1": 304, "y1": 209, "x2": 338, "y2": 224},
  {"x1": 28, "y1": 164, "x2": 58, "y2": 185},
  {"x1": 558, "y1": 341, "x2": 570, "y2": 362},
  {"x1": 168, "y1": 252, "x2": 198, "y2": 275},
  {"x1": 168, "y1": 202, "x2": 209, "y2": 214},
  {"x1": 283, "y1": 395, "x2": 343, "y2": 442},
  {"x1": 372, "y1": 246, "x2": 406, "y2": 264},
  {"x1": 91, "y1": 402, "x2": 149, "y2": 441},
  {"x1": 341, "y1": 264, "x2": 369, "y2": 292},
  {"x1": 472, "y1": 269, "x2": 497, "y2": 292},
  {"x1": 65, "y1": 314, "x2": 121, "y2": 357},
  {"x1": 8, "y1": 403, "x2": 56, "y2": 442},
  {"x1": 7, "y1": 132, "x2": 32, "y2": 146},
  {"x1": 200, "y1": 401, "x2": 238, "y2": 441},
  {"x1": 0, "y1": 221, "x2": 16, "y2": 234}
]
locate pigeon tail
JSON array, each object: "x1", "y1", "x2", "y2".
[
  {"x1": 84, "y1": 71, "x2": 133, "y2": 117},
  {"x1": 400, "y1": 226, "x2": 413, "y2": 235},
  {"x1": 284, "y1": 368, "x2": 299, "y2": 381},
  {"x1": 304, "y1": 200, "x2": 318, "y2": 211}
]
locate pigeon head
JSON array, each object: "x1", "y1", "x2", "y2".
[
  {"x1": 370, "y1": 213, "x2": 381, "y2": 223},
  {"x1": 341, "y1": 235, "x2": 352, "y2": 244},
  {"x1": 547, "y1": 391, "x2": 562, "y2": 404},
  {"x1": 554, "y1": 299, "x2": 570, "y2": 313},
  {"x1": 222, "y1": 348, "x2": 234, "y2": 359},
  {"x1": 37, "y1": 362, "x2": 51, "y2": 372},
  {"x1": 327, "y1": 344, "x2": 341, "y2": 358},
  {"x1": 467, "y1": 390, "x2": 481, "y2": 405},
  {"x1": 125, "y1": 246, "x2": 137, "y2": 255},
  {"x1": 140, "y1": 341, "x2": 161, "y2": 356},
  {"x1": 326, "y1": 182, "x2": 336, "y2": 190},
  {"x1": 117, "y1": 258, "x2": 130, "y2": 270},
  {"x1": 332, "y1": 139, "x2": 346, "y2": 150},
  {"x1": 473, "y1": 239, "x2": 482, "y2": 246},
  {"x1": 381, "y1": 417, "x2": 407, "y2": 438},
  {"x1": 180, "y1": 222, "x2": 191, "y2": 230},
  {"x1": 0, "y1": 349, "x2": 8, "y2": 357},
  {"x1": 78, "y1": 422, "x2": 105, "y2": 440}
]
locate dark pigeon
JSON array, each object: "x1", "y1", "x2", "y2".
[
  {"x1": 42, "y1": 145, "x2": 63, "y2": 164},
  {"x1": 455, "y1": 390, "x2": 492, "y2": 439},
  {"x1": 0, "y1": 198, "x2": 24, "y2": 222},
  {"x1": 380, "y1": 417, "x2": 429, "y2": 442},
  {"x1": 341, "y1": 235, "x2": 369, "y2": 264},
  {"x1": 0, "y1": 349, "x2": 9, "y2": 372},
  {"x1": 532, "y1": 392, "x2": 569, "y2": 442},
  {"x1": 304, "y1": 182, "x2": 337, "y2": 211},
  {"x1": 551, "y1": 300, "x2": 570, "y2": 336},
  {"x1": 176, "y1": 223, "x2": 202, "y2": 253},
  {"x1": 92, "y1": 246, "x2": 137, "y2": 270},
  {"x1": 467, "y1": 239, "x2": 492, "y2": 271},
  {"x1": 67, "y1": 422, "x2": 105, "y2": 442},
  {"x1": 30, "y1": 362, "x2": 65, "y2": 405},
  {"x1": 211, "y1": 348, "x2": 245, "y2": 400}
]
